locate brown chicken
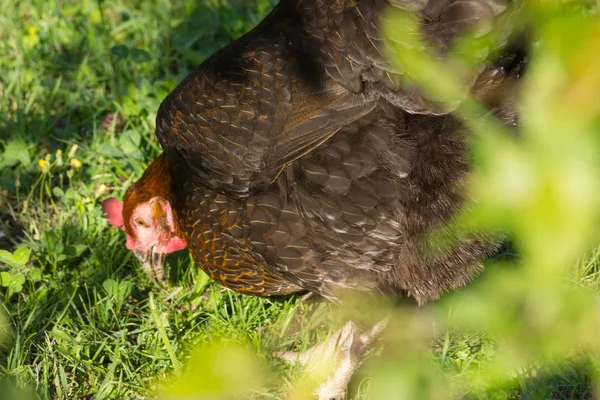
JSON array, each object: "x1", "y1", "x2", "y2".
[{"x1": 102, "y1": 0, "x2": 526, "y2": 397}]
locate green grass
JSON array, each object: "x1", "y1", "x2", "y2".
[{"x1": 1, "y1": 0, "x2": 599, "y2": 399}]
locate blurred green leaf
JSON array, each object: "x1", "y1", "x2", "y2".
[
  {"x1": 13, "y1": 248, "x2": 30, "y2": 265},
  {"x1": 118, "y1": 129, "x2": 143, "y2": 158},
  {"x1": 0, "y1": 248, "x2": 30, "y2": 267},
  {"x1": 130, "y1": 48, "x2": 151, "y2": 63},
  {"x1": 160, "y1": 342, "x2": 268, "y2": 399},
  {"x1": 97, "y1": 143, "x2": 125, "y2": 158},
  {"x1": 1, "y1": 139, "x2": 31, "y2": 167},
  {"x1": 52, "y1": 187, "x2": 64, "y2": 198},
  {"x1": 9, "y1": 273, "x2": 25, "y2": 294},
  {"x1": 29, "y1": 267, "x2": 41, "y2": 282},
  {"x1": 64, "y1": 244, "x2": 87, "y2": 258},
  {"x1": 121, "y1": 95, "x2": 141, "y2": 117},
  {"x1": 0, "y1": 250, "x2": 13, "y2": 265},
  {"x1": 0, "y1": 272, "x2": 11, "y2": 287},
  {"x1": 111, "y1": 45, "x2": 129, "y2": 59},
  {"x1": 103, "y1": 279, "x2": 117, "y2": 296}
]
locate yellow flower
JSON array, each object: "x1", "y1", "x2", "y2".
[
  {"x1": 70, "y1": 158, "x2": 82, "y2": 169},
  {"x1": 38, "y1": 159, "x2": 47, "y2": 169},
  {"x1": 28, "y1": 27, "x2": 37, "y2": 36}
]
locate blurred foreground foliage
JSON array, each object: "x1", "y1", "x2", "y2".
[{"x1": 375, "y1": 1, "x2": 600, "y2": 397}]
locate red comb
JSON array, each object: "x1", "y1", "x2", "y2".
[{"x1": 102, "y1": 197, "x2": 124, "y2": 228}]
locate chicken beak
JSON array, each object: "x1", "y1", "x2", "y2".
[{"x1": 135, "y1": 247, "x2": 167, "y2": 285}]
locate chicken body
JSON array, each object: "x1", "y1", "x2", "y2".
[
  {"x1": 174, "y1": 109, "x2": 499, "y2": 303},
  {"x1": 117, "y1": 0, "x2": 525, "y2": 303}
]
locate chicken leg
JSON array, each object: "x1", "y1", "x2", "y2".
[{"x1": 278, "y1": 318, "x2": 389, "y2": 399}]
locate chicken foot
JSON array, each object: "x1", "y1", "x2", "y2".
[{"x1": 277, "y1": 317, "x2": 389, "y2": 400}]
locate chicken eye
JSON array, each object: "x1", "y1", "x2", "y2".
[{"x1": 133, "y1": 217, "x2": 149, "y2": 228}]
